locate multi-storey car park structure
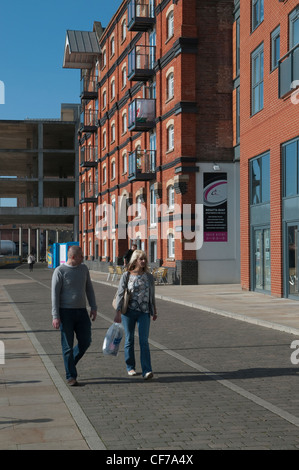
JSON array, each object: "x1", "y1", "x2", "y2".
[
  {"x1": 233, "y1": 0, "x2": 299, "y2": 298},
  {"x1": 0, "y1": 104, "x2": 80, "y2": 260},
  {"x1": 63, "y1": 0, "x2": 240, "y2": 285}
]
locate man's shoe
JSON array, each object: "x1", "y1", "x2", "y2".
[
  {"x1": 128, "y1": 369, "x2": 137, "y2": 376},
  {"x1": 144, "y1": 372, "x2": 153, "y2": 380},
  {"x1": 67, "y1": 378, "x2": 78, "y2": 386}
]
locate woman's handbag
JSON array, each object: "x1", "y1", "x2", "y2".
[{"x1": 112, "y1": 288, "x2": 130, "y2": 314}]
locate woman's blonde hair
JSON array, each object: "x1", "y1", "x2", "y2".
[{"x1": 127, "y1": 249, "x2": 149, "y2": 273}]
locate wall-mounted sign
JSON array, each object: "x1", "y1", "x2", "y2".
[{"x1": 203, "y1": 173, "x2": 227, "y2": 242}]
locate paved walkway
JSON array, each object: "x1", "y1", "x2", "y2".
[
  {"x1": 91, "y1": 270, "x2": 299, "y2": 336},
  {"x1": 1, "y1": 264, "x2": 299, "y2": 450}
]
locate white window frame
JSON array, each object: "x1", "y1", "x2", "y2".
[
  {"x1": 167, "y1": 233, "x2": 175, "y2": 258},
  {"x1": 167, "y1": 124, "x2": 174, "y2": 150},
  {"x1": 167, "y1": 11, "x2": 174, "y2": 39}
]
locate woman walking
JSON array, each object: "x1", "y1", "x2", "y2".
[{"x1": 114, "y1": 250, "x2": 157, "y2": 379}]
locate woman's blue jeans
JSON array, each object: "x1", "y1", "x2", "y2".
[
  {"x1": 121, "y1": 308, "x2": 152, "y2": 376},
  {"x1": 59, "y1": 308, "x2": 91, "y2": 380}
]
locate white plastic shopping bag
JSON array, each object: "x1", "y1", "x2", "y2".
[{"x1": 102, "y1": 323, "x2": 124, "y2": 356}]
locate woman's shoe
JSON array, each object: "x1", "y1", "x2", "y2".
[
  {"x1": 128, "y1": 369, "x2": 137, "y2": 376},
  {"x1": 144, "y1": 372, "x2": 153, "y2": 380}
]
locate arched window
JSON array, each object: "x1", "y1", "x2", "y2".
[
  {"x1": 167, "y1": 124, "x2": 174, "y2": 151},
  {"x1": 168, "y1": 185, "x2": 175, "y2": 209},
  {"x1": 167, "y1": 11, "x2": 174, "y2": 39},
  {"x1": 167, "y1": 233, "x2": 175, "y2": 258},
  {"x1": 167, "y1": 72, "x2": 174, "y2": 100}
]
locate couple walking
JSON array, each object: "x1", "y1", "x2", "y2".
[{"x1": 51, "y1": 245, "x2": 157, "y2": 385}]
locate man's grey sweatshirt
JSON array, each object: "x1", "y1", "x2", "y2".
[{"x1": 51, "y1": 263, "x2": 97, "y2": 319}]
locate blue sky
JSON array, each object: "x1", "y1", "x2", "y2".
[{"x1": 0, "y1": 0, "x2": 122, "y2": 120}]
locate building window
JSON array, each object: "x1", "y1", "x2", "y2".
[
  {"x1": 103, "y1": 165, "x2": 107, "y2": 184},
  {"x1": 111, "y1": 123, "x2": 115, "y2": 143},
  {"x1": 250, "y1": 152, "x2": 270, "y2": 205},
  {"x1": 103, "y1": 239, "x2": 107, "y2": 258},
  {"x1": 289, "y1": 7, "x2": 299, "y2": 49},
  {"x1": 121, "y1": 19, "x2": 127, "y2": 42},
  {"x1": 252, "y1": 0, "x2": 264, "y2": 31},
  {"x1": 122, "y1": 112, "x2": 127, "y2": 134},
  {"x1": 236, "y1": 16, "x2": 240, "y2": 76},
  {"x1": 236, "y1": 86, "x2": 240, "y2": 145},
  {"x1": 167, "y1": 124, "x2": 174, "y2": 151},
  {"x1": 110, "y1": 36, "x2": 115, "y2": 57},
  {"x1": 112, "y1": 198, "x2": 116, "y2": 231},
  {"x1": 122, "y1": 66, "x2": 127, "y2": 88},
  {"x1": 102, "y1": 130, "x2": 106, "y2": 149},
  {"x1": 150, "y1": 186, "x2": 157, "y2": 225},
  {"x1": 88, "y1": 208, "x2": 92, "y2": 225},
  {"x1": 102, "y1": 49, "x2": 106, "y2": 69},
  {"x1": 168, "y1": 185, "x2": 175, "y2": 209},
  {"x1": 251, "y1": 43, "x2": 264, "y2": 115},
  {"x1": 111, "y1": 79, "x2": 115, "y2": 100},
  {"x1": 136, "y1": 195, "x2": 142, "y2": 218},
  {"x1": 111, "y1": 160, "x2": 116, "y2": 180},
  {"x1": 167, "y1": 72, "x2": 174, "y2": 100},
  {"x1": 271, "y1": 26, "x2": 280, "y2": 70},
  {"x1": 167, "y1": 233, "x2": 175, "y2": 258},
  {"x1": 123, "y1": 152, "x2": 127, "y2": 174},
  {"x1": 167, "y1": 11, "x2": 174, "y2": 39},
  {"x1": 102, "y1": 90, "x2": 107, "y2": 109},
  {"x1": 283, "y1": 138, "x2": 299, "y2": 198}
]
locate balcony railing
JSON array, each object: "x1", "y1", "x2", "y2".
[
  {"x1": 128, "y1": 45, "x2": 155, "y2": 81},
  {"x1": 127, "y1": 0, "x2": 155, "y2": 32},
  {"x1": 279, "y1": 43, "x2": 299, "y2": 98},
  {"x1": 128, "y1": 149, "x2": 156, "y2": 181},
  {"x1": 80, "y1": 146, "x2": 98, "y2": 167},
  {"x1": 128, "y1": 98, "x2": 156, "y2": 131},
  {"x1": 80, "y1": 182, "x2": 98, "y2": 203},
  {"x1": 80, "y1": 76, "x2": 98, "y2": 100},
  {"x1": 79, "y1": 110, "x2": 98, "y2": 133}
]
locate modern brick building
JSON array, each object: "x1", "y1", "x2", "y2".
[
  {"x1": 63, "y1": 0, "x2": 239, "y2": 284},
  {"x1": 235, "y1": 0, "x2": 299, "y2": 298}
]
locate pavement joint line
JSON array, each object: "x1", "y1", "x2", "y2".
[
  {"x1": 13, "y1": 269, "x2": 299, "y2": 433},
  {"x1": 3, "y1": 284, "x2": 106, "y2": 451},
  {"x1": 154, "y1": 294, "x2": 299, "y2": 337},
  {"x1": 96, "y1": 312, "x2": 299, "y2": 431}
]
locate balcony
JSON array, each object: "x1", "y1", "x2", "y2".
[
  {"x1": 79, "y1": 110, "x2": 98, "y2": 133},
  {"x1": 128, "y1": 98, "x2": 155, "y2": 132},
  {"x1": 128, "y1": 149, "x2": 156, "y2": 181},
  {"x1": 127, "y1": 0, "x2": 155, "y2": 32},
  {"x1": 80, "y1": 182, "x2": 97, "y2": 203},
  {"x1": 128, "y1": 45, "x2": 155, "y2": 82},
  {"x1": 80, "y1": 146, "x2": 98, "y2": 168},
  {"x1": 80, "y1": 76, "x2": 98, "y2": 100},
  {"x1": 279, "y1": 43, "x2": 299, "y2": 98}
]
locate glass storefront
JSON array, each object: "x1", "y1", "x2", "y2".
[
  {"x1": 286, "y1": 225, "x2": 299, "y2": 297},
  {"x1": 253, "y1": 227, "x2": 271, "y2": 292}
]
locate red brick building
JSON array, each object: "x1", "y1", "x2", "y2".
[
  {"x1": 64, "y1": 0, "x2": 238, "y2": 284},
  {"x1": 235, "y1": 0, "x2": 299, "y2": 297}
]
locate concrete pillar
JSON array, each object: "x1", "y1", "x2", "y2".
[
  {"x1": 73, "y1": 215, "x2": 79, "y2": 241},
  {"x1": 36, "y1": 228, "x2": 40, "y2": 262},
  {"x1": 28, "y1": 228, "x2": 31, "y2": 254},
  {"x1": 18, "y1": 227, "x2": 22, "y2": 257}
]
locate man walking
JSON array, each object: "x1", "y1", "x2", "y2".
[
  {"x1": 51, "y1": 245, "x2": 97, "y2": 386},
  {"x1": 123, "y1": 243, "x2": 137, "y2": 267}
]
